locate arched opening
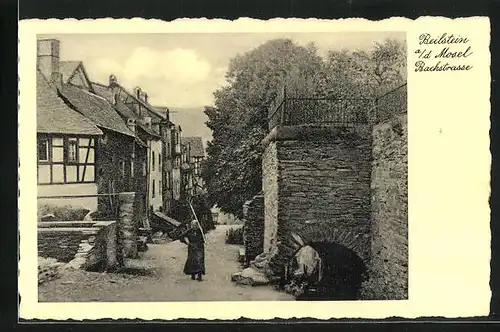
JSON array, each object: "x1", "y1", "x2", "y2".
[{"x1": 287, "y1": 241, "x2": 368, "y2": 301}]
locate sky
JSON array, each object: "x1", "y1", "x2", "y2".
[{"x1": 40, "y1": 32, "x2": 405, "y2": 144}]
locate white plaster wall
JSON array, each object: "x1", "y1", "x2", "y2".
[
  {"x1": 37, "y1": 183, "x2": 98, "y2": 211},
  {"x1": 148, "y1": 140, "x2": 163, "y2": 211}
]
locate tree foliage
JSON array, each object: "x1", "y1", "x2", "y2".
[{"x1": 203, "y1": 38, "x2": 406, "y2": 217}]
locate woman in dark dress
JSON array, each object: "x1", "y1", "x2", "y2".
[{"x1": 180, "y1": 220, "x2": 206, "y2": 281}]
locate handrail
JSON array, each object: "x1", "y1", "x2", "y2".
[
  {"x1": 267, "y1": 82, "x2": 407, "y2": 130},
  {"x1": 37, "y1": 192, "x2": 135, "y2": 199}
]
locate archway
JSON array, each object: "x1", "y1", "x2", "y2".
[{"x1": 291, "y1": 241, "x2": 368, "y2": 301}]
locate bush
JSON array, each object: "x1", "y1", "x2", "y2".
[
  {"x1": 225, "y1": 226, "x2": 244, "y2": 245},
  {"x1": 38, "y1": 204, "x2": 91, "y2": 221}
]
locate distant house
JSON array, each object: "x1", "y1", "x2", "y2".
[
  {"x1": 181, "y1": 137, "x2": 206, "y2": 196},
  {"x1": 180, "y1": 140, "x2": 193, "y2": 199},
  {"x1": 36, "y1": 68, "x2": 103, "y2": 211},
  {"x1": 153, "y1": 106, "x2": 176, "y2": 213},
  {"x1": 171, "y1": 125, "x2": 183, "y2": 202}
]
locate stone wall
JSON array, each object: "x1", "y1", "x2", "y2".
[
  {"x1": 262, "y1": 125, "x2": 373, "y2": 275},
  {"x1": 243, "y1": 194, "x2": 265, "y2": 263},
  {"x1": 38, "y1": 221, "x2": 120, "y2": 271},
  {"x1": 38, "y1": 229, "x2": 89, "y2": 263},
  {"x1": 361, "y1": 114, "x2": 408, "y2": 300},
  {"x1": 262, "y1": 142, "x2": 279, "y2": 253}
]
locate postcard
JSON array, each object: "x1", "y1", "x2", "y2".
[{"x1": 18, "y1": 17, "x2": 491, "y2": 320}]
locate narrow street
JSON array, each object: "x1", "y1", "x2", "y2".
[{"x1": 38, "y1": 225, "x2": 294, "y2": 302}]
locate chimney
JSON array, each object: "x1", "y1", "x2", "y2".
[
  {"x1": 143, "y1": 116, "x2": 152, "y2": 128},
  {"x1": 134, "y1": 87, "x2": 142, "y2": 100},
  {"x1": 37, "y1": 39, "x2": 61, "y2": 84},
  {"x1": 166, "y1": 108, "x2": 170, "y2": 121},
  {"x1": 109, "y1": 74, "x2": 118, "y2": 87},
  {"x1": 144, "y1": 93, "x2": 149, "y2": 103},
  {"x1": 126, "y1": 118, "x2": 136, "y2": 135}
]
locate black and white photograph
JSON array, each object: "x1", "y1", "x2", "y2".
[{"x1": 35, "y1": 30, "x2": 408, "y2": 303}]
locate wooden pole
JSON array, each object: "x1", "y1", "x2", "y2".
[{"x1": 187, "y1": 199, "x2": 206, "y2": 244}]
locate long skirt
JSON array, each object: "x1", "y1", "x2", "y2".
[{"x1": 183, "y1": 242, "x2": 205, "y2": 275}]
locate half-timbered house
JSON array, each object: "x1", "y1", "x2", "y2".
[
  {"x1": 181, "y1": 136, "x2": 206, "y2": 196},
  {"x1": 36, "y1": 69, "x2": 103, "y2": 212}
]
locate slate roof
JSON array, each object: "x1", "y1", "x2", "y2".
[
  {"x1": 91, "y1": 82, "x2": 115, "y2": 102},
  {"x1": 92, "y1": 81, "x2": 169, "y2": 122},
  {"x1": 37, "y1": 71, "x2": 103, "y2": 136},
  {"x1": 58, "y1": 83, "x2": 135, "y2": 137},
  {"x1": 59, "y1": 61, "x2": 81, "y2": 83},
  {"x1": 181, "y1": 136, "x2": 205, "y2": 157},
  {"x1": 90, "y1": 82, "x2": 162, "y2": 139},
  {"x1": 114, "y1": 101, "x2": 161, "y2": 138}
]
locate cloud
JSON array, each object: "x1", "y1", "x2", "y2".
[
  {"x1": 122, "y1": 47, "x2": 212, "y2": 84},
  {"x1": 86, "y1": 47, "x2": 225, "y2": 108}
]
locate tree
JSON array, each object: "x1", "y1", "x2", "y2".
[
  {"x1": 202, "y1": 39, "x2": 326, "y2": 218},
  {"x1": 203, "y1": 38, "x2": 407, "y2": 218},
  {"x1": 325, "y1": 38, "x2": 407, "y2": 98}
]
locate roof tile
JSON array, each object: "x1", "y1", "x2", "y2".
[
  {"x1": 58, "y1": 83, "x2": 135, "y2": 137},
  {"x1": 37, "y1": 71, "x2": 103, "y2": 136}
]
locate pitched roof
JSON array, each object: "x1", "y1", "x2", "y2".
[
  {"x1": 181, "y1": 136, "x2": 205, "y2": 157},
  {"x1": 37, "y1": 71, "x2": 103, "y2": 136},
  {"x1": 58, "y1": 83, "x2": 135, "y2": 137},
  {"x1": 59, "y1": 61, "x2": 81, "y2": 83},
  {"x1": 114, "y1": 101, "x2": 161, "y2": 139},
  {"x1": 91, "y1": 82, "x2": 115, "y2": 102},
  {"x1": 90, "y1": 82, "x2": 162, "y2": 139},
  {"x1": 92, "y1": 81, "x2": 172, "y2": 123}
]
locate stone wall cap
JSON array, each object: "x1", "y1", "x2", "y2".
[{"x1": 262, "y1": 124, "x2": 371, "y2": 147}]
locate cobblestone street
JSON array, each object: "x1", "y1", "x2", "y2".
[{"x1": 38, "y1": 225, "x2": 293, "y2": 302}]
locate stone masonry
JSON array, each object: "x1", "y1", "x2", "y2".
[
  {"x1": 262, "y1": 125, "x2": 373, "y2": 275},
  {"x1": 243, "y1": 194, "x2": 265, "y2": 264},
  {"x1": 38, "y1": 220, "x2": 121, "y2": 272},
  {"x1": 361, "y1": 114, "x2": 408, "y2": 300}
]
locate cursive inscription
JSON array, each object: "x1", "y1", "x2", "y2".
[{"x1": 415, "y1": 33, "x2": 473, "y2": 72}]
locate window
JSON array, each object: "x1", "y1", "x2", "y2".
[
  {"x1": 38, "y1": 138, "x2": 49, "y2": 162},
  {"x1": 67, "y1": 138, "x2": 78, "y2": 163},
  {"x1": 152, "y1": 180, "x2": 156, "y2": 198},
  {"x1": 120, "y1": 161, "x2": 125, "y2": 178},
  {"x1": 152, "y1": 152, "x2": 155, "y2": 171},
  {"x1": 37, "y1": 135, "x2": 96, "y2": 184},
  {"x1": 142, "y1": 161, "x2": 147, "y2": 176},
  {"x1": 130, "y1": 160, "x2": 134, "y2": 178},
  {"x1": 194, "y1": 161, "x2": 199, "y2": 175},
  {"x1": 166, "y1": 171, "x2": 171, "y2": 189},
  {"x1": 159, "y1": 153, "x2": 162, "y2": 172},
  {"x1": 159, "y1": 180, "x2": 162, "y2": 194}
]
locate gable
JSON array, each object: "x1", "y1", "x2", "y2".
[{"x1": 69, "y1": 66, "x2": 92, "y2": 91}]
